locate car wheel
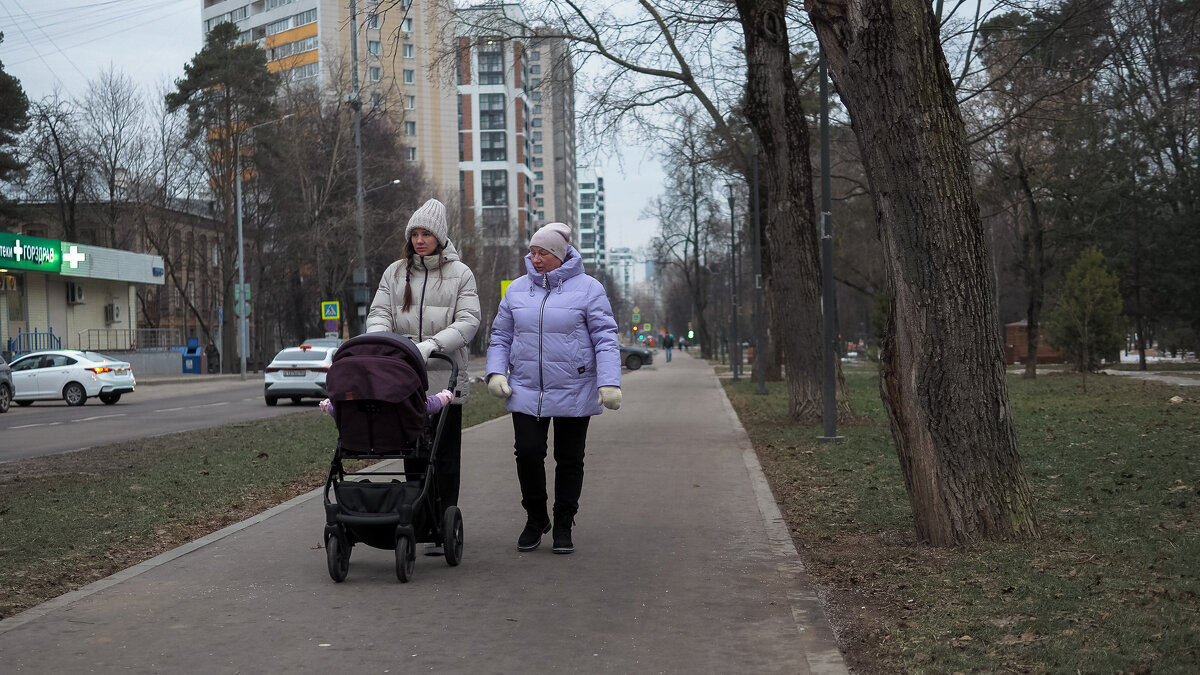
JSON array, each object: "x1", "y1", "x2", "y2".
[
  {"x1": 265, "y1": 396, "x2": 278, "y2": 406},
  {"x1": 63, "y1": 382, "x2": 87, "y2": 406},
  {"x1": 625, "y1": 354, "x2": 643, "y2": 370},
  {"x1": 16, "y1": 400, "x2": 34, "y2": 407},
  {"x1": 0, "y1": 383, "x2": 10, "y2": 413},
  {"x1": 99, "y1": 393, "x2": 121, "y2": 405}
]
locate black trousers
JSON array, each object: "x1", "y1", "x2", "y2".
[
  {"x1": 405, "y1": 403, "x2": 463, "y2": 507},
  {"x1": 511, "y1": 412, "x2": 590, "y2": 518}
]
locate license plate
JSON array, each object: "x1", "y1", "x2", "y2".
[{"x1": 283, "y1": 369, "x2": 306, "y2": 377}]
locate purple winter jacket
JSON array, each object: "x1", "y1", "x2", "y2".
[{"x1": 486, "y1": 247, "x2": 621, "y2": 418}]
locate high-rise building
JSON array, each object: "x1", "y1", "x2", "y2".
[
  {"x1": 577, "y1": 166, "x2": 606, "y2": 274},
  {"x1": 200, "y1": 0, "x2": 460, "y2": 196}
]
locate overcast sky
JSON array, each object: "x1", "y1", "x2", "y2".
[{"x1": 0, "y1": 0, "x2": 662, "y2": 253}]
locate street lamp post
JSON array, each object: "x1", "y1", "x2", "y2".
[
  {"x1": 728, "y1": 184, "x2": 740, "y2": 381},
  {"x1": 817, "y1": 47, "x2": 844, "y2": 442},
  {"x1": 751, "y1": 139, "x2": 767, "y2": 395},
  {"x1": 234, "y1": 114, "x2": 293, "y2": 381},
  {"x1": 349, "y1": 0, "x2": 369, "y2": 334}
]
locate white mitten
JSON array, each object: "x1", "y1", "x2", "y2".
[
  {"x1": 434, "y1": 389, "x2": 454, "y2": 406},
  {"x1": 488, "y1": 374, "x2": 512, "y2": 399},
  {"x1": 598, "y1": 386, "x2": 622, "y2": 410},
  {"x1": 416, "y1": 340, "x2": 435, "y2": 361}
]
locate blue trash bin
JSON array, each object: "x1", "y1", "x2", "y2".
[{"x1": 182, "y1": 338, "x2": 203, "y2": 374}]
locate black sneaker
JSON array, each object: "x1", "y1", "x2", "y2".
[
  {"x1": 517, "y1": 519, "x2": 551, "y2": 552},
  {"x1": 552, "y1": 527, "x2": 574, "y2": 555}
]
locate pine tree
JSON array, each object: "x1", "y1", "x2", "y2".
[{"x1": 1046, "y1": 247, "x2": 1125, "y2": 374}]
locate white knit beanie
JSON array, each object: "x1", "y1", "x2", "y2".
[
  {"x1": 404, "y1": 199, "x2": 449, "y2": 247},
  {"x1": 529, "y1": 222, "x2": 572, "y2": 262}
]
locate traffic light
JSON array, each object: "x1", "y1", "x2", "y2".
[
  {"x1": 632, "y1": 324, "x2": 639, "y2": 336},
  {"x1": 687, "y1": 329, "x2": 695, "y2": 339}
]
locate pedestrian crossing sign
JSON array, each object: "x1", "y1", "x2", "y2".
[{"x1": 321, "y1": 301, "x2": 340, "y2": 320}]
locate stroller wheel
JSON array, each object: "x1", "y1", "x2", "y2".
[
  {"x1": 326, "y1": 532, "x2": 349, "y2": 583},
  {"x1": 443, "y1": 506, "x2": 464, "y2": 567},
  {"x1": 395, "y1": 535, "x2": 415, "y2": 583}
]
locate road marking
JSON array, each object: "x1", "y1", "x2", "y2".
[
  {"x1": 72, "y1": 414, "x2": 127, "y2": 422},
  {"x1": 8, "y1": 422, "x2": 63, "y2": 429},
  {"x1": 154, "y1": 407, "x2": 186, "y2": 413},
  {"x1": 192, "y1": 402, "x2": 229, "y2": 408}
]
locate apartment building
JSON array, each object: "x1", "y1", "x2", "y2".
[
  {"x1": 576, "y1": 165, "x2": 606, "y2": 274},
  {"x1": 200, "y1": 0, "x2": 460, "y2": 197}
]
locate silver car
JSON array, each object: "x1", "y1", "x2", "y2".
[
  {"x1": 264, "y1": 343, "x2": 338, "y2": 405},
  {"x1": 9, "y1": 350, "x2": 136, "y2": 406}
]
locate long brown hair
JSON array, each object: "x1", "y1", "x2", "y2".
[{"x1": 400, "y1": 238, "x2": 445, "y2": 313}]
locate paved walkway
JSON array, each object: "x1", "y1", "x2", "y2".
[{"x1": 0, "y1": 351, "x2": 847, "y2": 674}]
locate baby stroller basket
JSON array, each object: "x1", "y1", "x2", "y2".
[{"x1": 320, "y1": 331, "x2": 463, "y2": 583}]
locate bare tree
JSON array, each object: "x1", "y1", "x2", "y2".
[
  {"x1": 808, "y1": 0, "x2": 1040, "y2": 545},
  {"x1": 80, "y1": 66, "x2": 149, "y2": 250},
  {"x1": 20, "y1": 93, "x2": 91, "y2": 240}
]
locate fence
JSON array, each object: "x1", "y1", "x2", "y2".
[
  {"x1": 76, "y1": 327, "x2": 183, "y2": 352},
  {"x1": 6, "y1": 329, "x2": 62, "y2": 358}
]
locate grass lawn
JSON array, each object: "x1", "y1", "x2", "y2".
[
  {"x1": 724, "y1": 364, "x2": 1199, "y2": 674},
  {"x1": 0, "y1": 382, "x2": 509, "y2": 620}
]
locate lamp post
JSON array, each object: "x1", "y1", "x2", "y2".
[
  {"x1": 817, "y1": 47, "x2": 844, "y2": 442},
  {"x1": 728, "y1": 184, "x2": 740, "y2": 381},
  {"x1": 349, "y1": 0, "x2": 369, "y2": 335},
  {"x1": 234, "y1": 114, "x2": 293, "y2": 381}
]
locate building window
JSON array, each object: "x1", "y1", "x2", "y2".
[
  {"x1": 533, "y1": 157, "x2": 543, "y2": 168},
  {"x1": 368, "y1": 40, "x2": 381, "y2": 56},
  {"x1": 287, "y1": 62, "x2": 319, "y2": 81},
  {"x1": 405, "y1": 121, "x2": 417, "y2": 136},
  {"x1": 532, "y1": 117, "x2": 543, "y2": 128},
  {"x1": 530, "y1": 64, "x2": 541, "y2": 75},
  {"x1": 536, "y1": 197, "x2": 544, "y2": 207},
  {"x1": 478, "y1": 41, "x2": 505, "y2": 85},
  {"x1": 481, "y1": 169, "x2": 508, "y2": 206},
  {"x1": 408, "y1": 147, "x2": 417, "y2": 161},
  {"x1": 403, "y1": 69, "x2": 415, "y2": 84},
  {"x1": 479, "y1": 93, "x2": 505, "y2": 130},
  {"x1": 367, "y1": 13, "x2": 380, "y2": 29},
  {"x1": 533, "y1": 131, "x2": 542, "y2": 141},
  {"x1": 531, "y1": 50, "x2": 541, "y2": 61},
  {"x1": 535, "y1": 184, "x2": 544, "y2": 194},
  {"x1": 533, "y1": 104, "x2": 542, "y2": 115},
  {"x1": 369, "y1": 66, "x2": 382, "y2": 81},
  {"x1": 480, "y1": 131, "x2": 506, "y2": 161},
  {"x1": 535, "y1": 171, "x2": 543, "y2": 180},
  {"x1": 371, "y1": 91, "x2": 384, "y2": 109},
  {"x1": 403, "y1": 43, "x2": 415, "y2": 58},
  {"x1": 531, "y1": 78, "x2": 541, "y2": 88},
  {"x1": 533, "y1": 144, "x2": 543, "y2": 154},
  {"x1": 406, "y1": 95, "x2": 416, "y2": 110},
  {"x1": 402, "y1": 17, "x2": 413, "y2": 32}
]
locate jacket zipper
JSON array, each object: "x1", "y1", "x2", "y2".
[
  {"x1": 536, "y1": 274, "x2": 550, "y2": 418},
  {"x1": 417, "y1": 257, "x2": 429, "y2": 341}
]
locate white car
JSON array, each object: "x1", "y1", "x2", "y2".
[
  {"x1": 9, "y1": 350, "x2": 136, "y2": 406},
  {"x1": 264, "y1": 343, "x2": 338, "y2": 406}
]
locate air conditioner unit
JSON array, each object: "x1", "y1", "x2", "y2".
[
  {"x1": 67, "y1": 282, "x2": 86, "y2": 304},
  {"x1": 104, "y1": 303, "x2": 121, "y2": 324}
]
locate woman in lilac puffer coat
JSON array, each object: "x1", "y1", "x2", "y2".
[{"x1": 486, "y1": 222, "x2": 621, "y2": 555}]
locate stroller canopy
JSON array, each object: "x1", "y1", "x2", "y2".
[{"x1": 327, "y1": 332, "x2": 429, "y2": 403}]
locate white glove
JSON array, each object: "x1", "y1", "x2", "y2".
[
  {"x1": 488, "y1": 374, "x2": 512, "y2": 399},
  {"x1": 416, "y1": 340, "x2": 435, "y2": 361},
  {"x1": 434, "y1": 389, "x2": 454, "y2": 406},
  {"x1": 598, "y1": 386, "x2": 622, "y2": 410}
]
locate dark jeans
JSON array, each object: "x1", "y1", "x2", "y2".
[
  {"x1": 511, "y1": 412, "x2": 590, "y2": 518},
  {"x1": 404, "y1": 403, "x2": 463, "y2": 507}
]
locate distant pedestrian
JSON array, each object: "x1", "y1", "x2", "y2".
[
  {"x1": 486, "y1": 222, "x2": 622, "y2": 555},
  {"x1": 662, "y1": 333, "x2": 674, "y2": 362}
]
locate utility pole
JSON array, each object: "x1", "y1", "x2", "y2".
[
  {"x1": 817, "y1": 47, "x2": 844, "y2": 442},
  {"x1": 349, "y1": 0, "x2": 369, "y2": 334}
]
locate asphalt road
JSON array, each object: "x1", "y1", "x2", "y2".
[{"x1": 0, "y1": 379, "x2": 313, "y2": 463}]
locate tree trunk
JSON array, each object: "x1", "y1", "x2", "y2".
[
  {"x1": 808, "y1": 0, "x2": 1039, "y2": 544},
  {"x1": 736, "y1": 0, "x2": 852, "y2": 423}
]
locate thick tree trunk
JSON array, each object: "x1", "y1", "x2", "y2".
[
  {"x1": 736, "y1": 0, "x2": 852, "y2": 423},
  {"x1": 808, "y1": 0, "x2": 1039, "y2": 544}
]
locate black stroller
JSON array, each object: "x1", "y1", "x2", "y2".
[{"x1": 322, "y1": 331, "x2": 463, "y2": 583}]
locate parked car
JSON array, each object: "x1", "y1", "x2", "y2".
[
  {"x1": 263, "y1": 342, "x2": 338, "y2": 406},
  {"x1": 620, "y1": 343, "x2": 654, "y2": 370},
  {"x1": 0, "y1": 358, "x2": 12, "y2": 413},
  {"x1": 8, "y1": 350, "x2": 136, "y2": 406}
]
